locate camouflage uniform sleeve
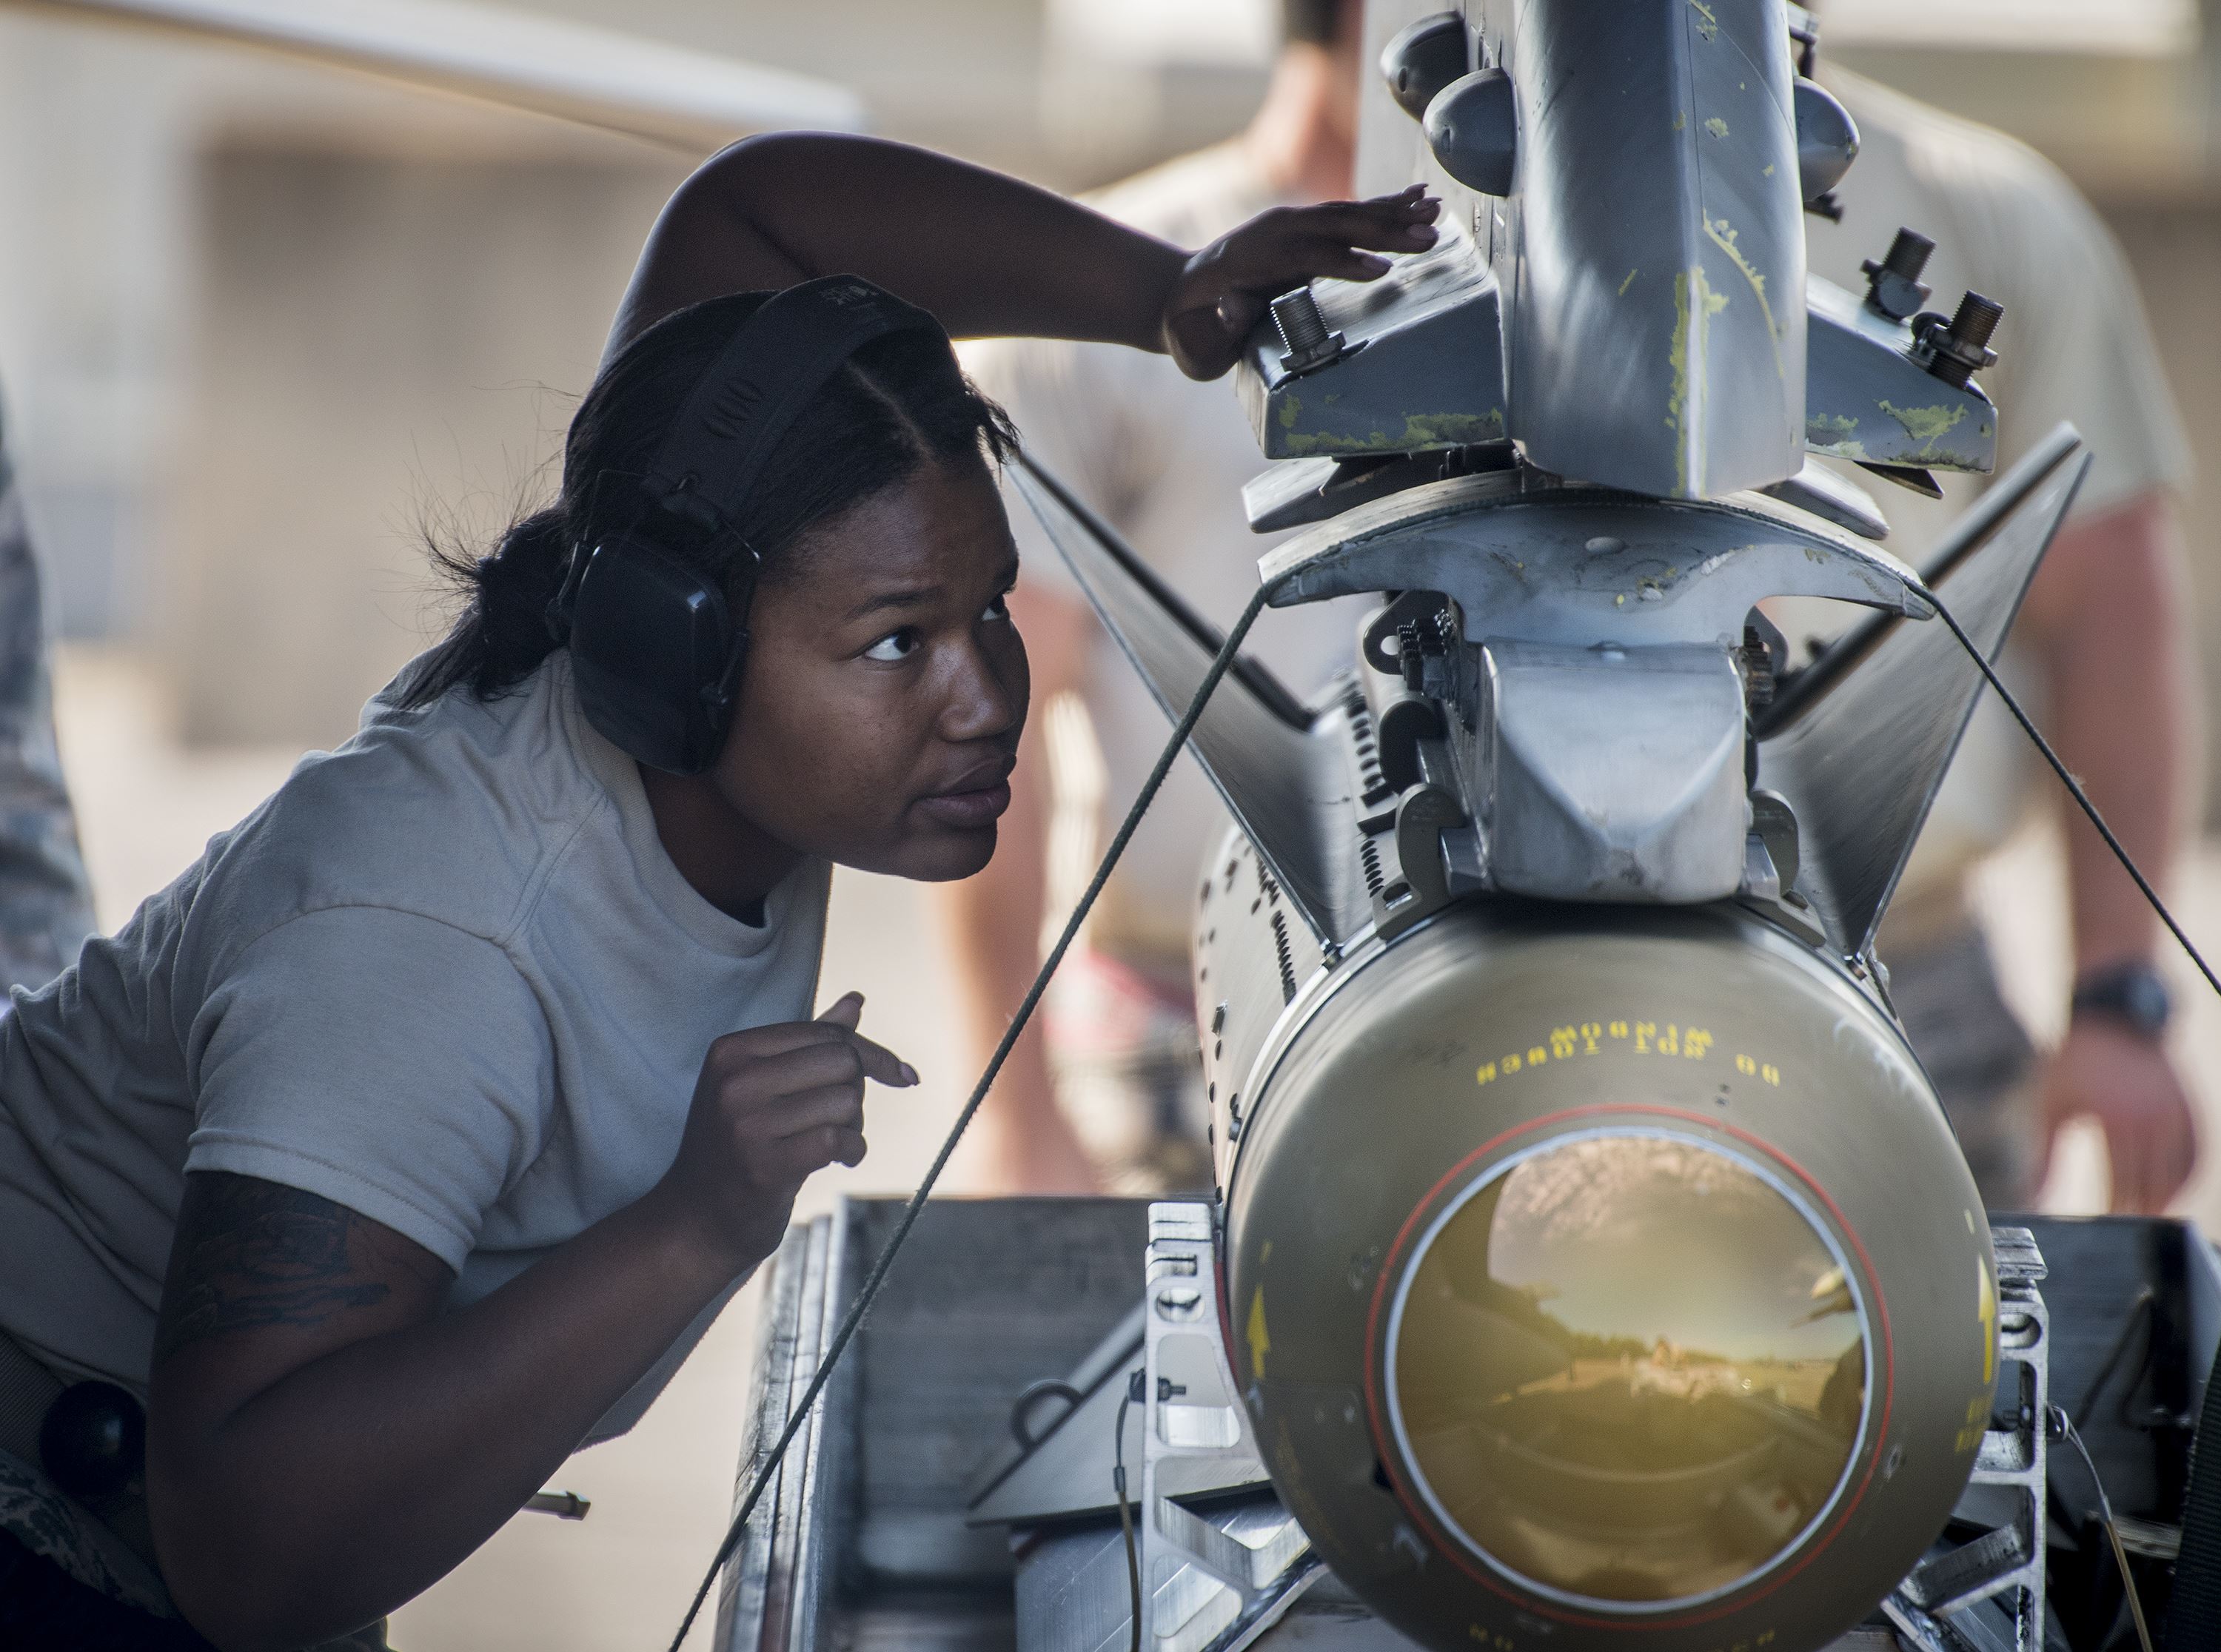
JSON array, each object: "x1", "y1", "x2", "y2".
[{"x1": 0, "y1": 386, "x2": 96, "y2": 990}]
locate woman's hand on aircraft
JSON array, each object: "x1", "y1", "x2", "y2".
[
  {"x1": 610, "y1": 133, "x2": 1438, "y2": 378},
  {"x1": 655, "y1": 991, "x2": 917, "y2": 1271},
  {"x1": 1160, "y1": 186, "x2": 1442, "y2": 380}
]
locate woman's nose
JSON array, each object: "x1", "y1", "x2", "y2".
[{"x1": 941, "y1": 632, "x2": 1028, "y2": 744}]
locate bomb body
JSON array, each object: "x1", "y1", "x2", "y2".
[{"x1": 1198, "y1": 871, "x2": 1997, "y2": 1652}]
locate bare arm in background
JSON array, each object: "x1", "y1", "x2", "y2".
[
  {"x1": 2019, "y1": 490, "x2": 2202, "y2": 1212},
  {"x1": 607, "y1": 133, "x2": 1436, "y2": 371},
  {"x1": 932, "y1": 585, "x2": 1099, "y2": 1192}
]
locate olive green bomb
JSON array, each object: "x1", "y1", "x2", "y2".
[{"x1": 1205, "y1": 898, "x2": 1997, "y2": 1652}]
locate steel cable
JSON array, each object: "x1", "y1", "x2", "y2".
[
  {"x1": 2051, "y1": 1406, "x2": 2157, "y2": 1652},
  {"x1": 1926, "y1": 589, "x2": 2221, "y2": 1004}
]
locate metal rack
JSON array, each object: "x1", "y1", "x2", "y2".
[{"x1": 715, "y1": 1200, "x2": 2214, "y2": 1652}]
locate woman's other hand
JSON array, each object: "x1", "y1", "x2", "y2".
[
  {"x1": 1161, "y1": 186, "x2": 1441, "y2": 379},
  {"x1": 654, "y1": 991, "x2": 917, "y2": 1271},
  {"x1": 147, "y1": 993, "x2": 908, "y2": 1648}
]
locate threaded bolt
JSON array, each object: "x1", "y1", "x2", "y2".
[
  {"x1": 1920, "y1": 289, "x2": 2004, "y2": 388},
  {"x1": 1882, "y1": 228, "x2": 1935, "y2": 283},
  {"x1": 1273, "y1": 287, "x2": 1328, "y2": 353},
  {"x1": 1271, "y1": 286, "x2": 1345, "y2": 375},
  {"x1": 1949, "y1": 291, "x2": 2003, "y2": 354},
  {"x1": 1860, "y1": 226, "x2": 1937, "y2": 322}
]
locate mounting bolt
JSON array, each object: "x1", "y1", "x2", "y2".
[
  {"x1": 1860, "y1": 226, "x2": 1934, "y2": 321},
  {"x1": 1272, "y1": 286, "x2": 1345, "y2": 375},
  {"x1": 1917, "y1": 290, "x2": 2003, "y2": 389},
  {"x1": 1396, "y1": 620, "x2": 1427, "y2": 690},
  {"x1": 1739, "y1": 622, "x2": 1778, "y2": 710}
]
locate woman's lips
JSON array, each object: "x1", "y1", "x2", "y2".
[
  {"x1": 915, "y1": 779, "x2": 1012, "y2": 829},
  {"x1": 915, "y1": 769, "x2": 1014, "y2": 829}
]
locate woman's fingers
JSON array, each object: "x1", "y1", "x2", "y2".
[
  {"x1": 754, "y1": 1081, "x2": 869, "y2": 1144},
  {"x1": 816, "y1": 990, "x2": 865, "y2": 1027},
  {"x1": 810, "y1": 992, "x2": 914, "y2": 1082},
  {"x1": 706, "y1": 1004, "x2": 917, "y2": 1088},
  {"x1": 736, "y1": 1035, "x2": 909, "y2": 1101},
  {"x1": 1234, "y1": 195, "x2": 1440, "y2": 270},
  {"x1": 851, "y1": 1032, "x2": 915, "y2": 1087},
  {"x1": 734, "y1": 1040, "x2": 866, "y2": 1100},
  {"x1": 1164, "y1": 190, "x2": 1441, "y2": 379},
  {"x1": 1227, "y1": 244, "x2": 1393, "y2": 286},
  {"x1": 1219, "y1": 224, "x2": 1430, "y2": 291},
  {"x1": 666, "y1": 998, "x2": 914, "y2": 1270},
  {"x1": 764, "y1": 1125, "x2": 870, "y2": 1180},
  {"x1": 1267, "y1": 194, "x2": 1441, "y2": 254}
]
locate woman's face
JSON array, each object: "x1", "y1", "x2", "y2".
[{"x1": 711, "y1": 460, "x2": 1028, "y2": 882}]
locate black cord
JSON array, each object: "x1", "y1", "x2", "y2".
[
  {"x1": 1926, "y1": 590, "x2": 2221, "y2": 1005},
  {"x1": 663, "y1": 582, "x2": 1280, "y2": 1652},
  {"x1": 1115, "y1": 1369, "x2": 1144, "y2": 1652},
  {"x1": 2051, "y1": 1405, "x2": 2157, "y2": 1652}
]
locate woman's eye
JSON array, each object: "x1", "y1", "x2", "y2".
[
  {"x1": 864, "y1": 629, "x2": 920, "y2": 663},
  {"x1": 863, "y1": 628, "x2": 922, "y2": 663},
  {"x1": 982, "y1": 592, "x2": 1012, "y2": 623}
]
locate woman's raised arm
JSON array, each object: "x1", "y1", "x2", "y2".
[{"x1": 606, "y1": 132, "x2": 1438, "y2": 377}]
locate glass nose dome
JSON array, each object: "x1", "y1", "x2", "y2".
[{"x1": 1383, "y1": 1129, "x2": 1869, "y2": 1610}]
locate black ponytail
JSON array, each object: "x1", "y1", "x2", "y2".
[{"x1": 406, "y1": 289, "x2": 1016, "y2": 708}]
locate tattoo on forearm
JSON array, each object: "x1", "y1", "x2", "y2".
[{"x1": 153, "y1": 1173, "x2": 439, "y2": 1364}]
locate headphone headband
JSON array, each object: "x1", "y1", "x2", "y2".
[
  {"x1": 558, "y1": 275, "x2": 952, "y2": 776},
  {"x1": 641, "y1": 275, "x2": 948, "y2": 533}
]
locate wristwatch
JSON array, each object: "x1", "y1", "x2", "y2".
[{"x1": 2070, "y1": 961, "x2": 2173, "y2": 1041}]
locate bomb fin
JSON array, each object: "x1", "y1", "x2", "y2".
[
  {"x1": 1755, "y1": 423, "x2": 2089, "y2": 958},
  {"x1": 1009, "y1": 457, "x2": 1370, "y2": 944}
]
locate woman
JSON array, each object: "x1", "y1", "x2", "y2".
[{"x1": 0, "y1": 134, "x2": 1437, "y2": 1650}]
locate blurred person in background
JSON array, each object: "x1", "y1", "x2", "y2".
[
  {"x1": 0, "y1": 387, "x2": 97, "y2": 994},
  {"x1": 944, "y1": 0, "x2": 1370, "y2": 1194},
  {"x1": 1795, "y1": 54, "x2": 2202, "y2": 1216}
]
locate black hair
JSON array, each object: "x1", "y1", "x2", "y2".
[
  {"x1": 406, "y1": 289, "x2": 1016, "y2": 707},
  {"x1": 1282, "y1": 0, "x2": 1355, "y2": 47}
]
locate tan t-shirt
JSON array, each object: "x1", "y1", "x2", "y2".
[
  {"x1": 964, "y1": 144, "x2": 1369, "y2": 966},
  {"x1": 1797, "y1": 67, "x2": 2192, "y2": 926}
]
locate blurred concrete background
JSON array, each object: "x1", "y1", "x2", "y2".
[{"x1": 8, "y1": 0, "x2": 2221, "y2": 1645}]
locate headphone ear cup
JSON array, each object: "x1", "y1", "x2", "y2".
[{"x1": 566, "y1": 534, "x2": 741, "y2": 774}]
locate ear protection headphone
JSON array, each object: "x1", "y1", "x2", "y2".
[{"x1": 549, "y1": 275, "x2": 948, "y2": 775}]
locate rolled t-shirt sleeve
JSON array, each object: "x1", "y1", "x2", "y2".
[{"x1": 184, "y1": 906, "x2": 556, "y2": 1271}]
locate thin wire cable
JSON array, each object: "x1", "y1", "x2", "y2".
[
  {"x1": 665, "y1": 582, "x2": 1279, "y2": 1652},
  {"x1": 2051, "y1": 1406, "x2": 2157, "y2": 1652},
  {"x1": 1926, "y1": 589, "x2": 2221, "y2": 1004},
  {"x1": 1113, "y1": 1371, "x2": 1143, "y2": 1652}
]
